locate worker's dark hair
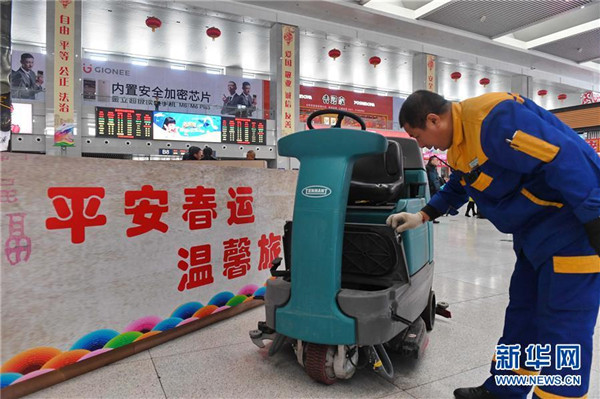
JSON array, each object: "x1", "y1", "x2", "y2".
[
  {"x1": 188, "y1": 146, "x2": 200, "y2": 156},
  {"x1": 21, "y1": 53, "x2": 34, "y2": 62},
  {"x1": 399, "y1": 90, "x2": 450, "y2": 130}
]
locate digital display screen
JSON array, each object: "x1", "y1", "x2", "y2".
[
  {"x1": 96, "y1": 107, "x2": 153, "y2": 139},
  {"x1": 221, "y1": 117, "x2": 266, "y2": 145},
  {"x1": 11, "y1": 103, "x2": 33, "y2": 134},
  {"x1": 153, "y1": 112, "x2": 222, "y2": 143}
]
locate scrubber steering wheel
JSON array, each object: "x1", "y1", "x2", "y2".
[{"x1": 306, "y1": 109, "x2": 367, "y2": 130}]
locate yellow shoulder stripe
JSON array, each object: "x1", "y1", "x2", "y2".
[
  {"x1": 554, "y1": 255, "x2": 600, "y2": 274},
  {"x1": 520, "y1": 188, "x2": 563, "y2": 208},
  {"x1": 449, "y1": 93, "x2": 523, "y2": 173},
  {"x1": 510, "y1": 130, "x2": 559, "y2": 163},
  {"x1": 534, "y1": 386, "x2": 587, "y2": 399}
]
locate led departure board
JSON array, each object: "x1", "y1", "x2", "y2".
[
  {"x1": 221, "y1": 117, "x2": 266, "y2": 145},
  {"x1": 96, "y1": 107, "x2": 153, "y2": 139}
]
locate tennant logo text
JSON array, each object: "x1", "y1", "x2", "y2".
[{"x1": 301, "y1": 185, "x2": 332, "y2": 198}]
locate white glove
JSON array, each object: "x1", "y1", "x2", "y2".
[{"x1": 386, "y1": 212, "x2": 424, "y2": 233}]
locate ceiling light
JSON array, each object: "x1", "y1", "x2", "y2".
[
  {"x1": 206, "y1": 68, "x2": 223, "y2": 75},
  {"x1": 242, "y1": 73, "x2": 256, "y2": 79},
  {"x1": 328, "y1": 85, "x2": 340, "y2": 90},
  {"x1": 89, "y1": 54, "x2": 107, "y2": 62},
  {"x1": 171, "y1": 64, "x2": 186, "y2": 70},
  {"x1": 84, "y1": 49, "x2": 111, "y2": 54},
  {"x1": 378, "y1": 91, "x2": 388, "y2": 96},
  {"x1": 354, "y1": 88, "x2": 365, "y2": 93},
  {"x1": 526, "y1": 20, "x2": 600, "y2": 49},
  {"x1": 131, "y1": 58, "x2": 148, "y2": 66},
  {"x1": 301, "y1": 80, "x2": 315, "y2": 86}
]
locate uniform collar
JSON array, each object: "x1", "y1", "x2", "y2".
[{"x1": 447, "y1": 102, "x2": 465, "y2": 171}]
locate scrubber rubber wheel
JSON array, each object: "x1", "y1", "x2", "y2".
[
  {"x1": 421, "y1": 289, "x2": 436, "y2": 331},
  {"x1": 304, "y1": 343, "x2": 337, "y2": 385}
]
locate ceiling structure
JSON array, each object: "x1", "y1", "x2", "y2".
[{"x1": 9, "y1": 0, "x2": 600, "y2": 109}]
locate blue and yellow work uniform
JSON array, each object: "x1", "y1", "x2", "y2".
[{"x1": 422, "y1": 93, "x2": 600, "y2": 399}]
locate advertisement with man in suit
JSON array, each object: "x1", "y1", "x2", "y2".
[{"x1": 11, "y1": 52, "x2": 44, "y2": 100}]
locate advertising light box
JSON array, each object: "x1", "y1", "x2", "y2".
[
  {"x1": 96, "y1": 107, "x2": 153, "y2": 139},
  {"x1": 153, "y1": 112, "x2": 222, "y2": 143},
  {"x1": 11, "y1": 103, "x2": 33, "y2": 134},
  {"x1": 221, "y1": 117, "x2": 266, "y2": 145}
]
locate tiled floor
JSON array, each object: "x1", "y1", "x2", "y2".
[{"x1": 25, "y1": 212, "x2": 600, "y2": 398}]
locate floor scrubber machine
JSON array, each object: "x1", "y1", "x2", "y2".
[{"x1": 250, "y1": 110, "x2": 450, "y2": 384}]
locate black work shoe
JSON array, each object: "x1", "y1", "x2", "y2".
[{"x1": 454, "y1": 385, "x2": 496, "y2": 399}]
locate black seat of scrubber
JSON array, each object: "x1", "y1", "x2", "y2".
[{"x1": 349, "y1": 140, "x2": 404, "y2": 204}]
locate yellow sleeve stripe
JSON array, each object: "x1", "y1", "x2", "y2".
[
  {"x1": 460, "y1": 178, "x2": 466, "y2": 186},
  {"x1": 520, "y1": 188, "x2": 563, "y2": 208},
  {"x1": 534, "y1": 386, "x2": 587, "y2": 399},
  {"x1": 554, "y1": 255, "x2": 600, "y2": 274},
  {"x1": 509, "y1": 130, "x2": 560, "y2": 163},
  {"x1": 471, "y1": 172, "x2": 493, "y2": 192}
]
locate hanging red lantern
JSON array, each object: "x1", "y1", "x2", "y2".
[
  {"x1": 145, "y1": 16, "x2": 162, "y2": 32},
  {"x1": 558, "y1": 93, "x2": 567, "y2": 102},
  {"x1": 450, "y1": 72, "x2": 462, "y2": 82},
  {"x1": 328, "y1": 48, "x2": 341, "y2": 61},
  {"x1": 479, "y1": 77, "x2": 490, "y2": 87},
  {"x1": 206, "y1": 27, "x2": 221, "y2": 41},
  {"x1": 537, "y1": 89, "x2": 548, "y2": 97},
  {"x1": 369, "y1": 56, "x2": 381, "y2": 68}
]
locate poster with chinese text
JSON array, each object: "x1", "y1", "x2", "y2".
[{"x1": 0, "y1": 153, "x2": 297, "y2": 366}]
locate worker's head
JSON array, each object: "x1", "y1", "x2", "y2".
[
  {"x1": 399, "y1": 90, "x2": 453, "y2": 151},
  {"x1": 246, "y1": 150, "x2": 256, "y2": 160}
]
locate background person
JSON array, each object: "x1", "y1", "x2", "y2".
[
  {"x1": 387, "y1": 90, "x2": 600, "y2": 399},
  {"x1": 202, "y1": 146, "x2": 217, "y2": 160},
  {"x1": 182, "y1": 146, "x2": 201, "y2": 160},
  {"x1": 11, "y1": 53, "x2": 43, "y2": 99},
  {"x1": 245, "y1": 150, "x2": 256, "y2": 160},
  {"x1": 426, "y1": 156, "x2": 444, "y2": 224},
  {"x1": 465, "y1": 197, "x2": 477, "y2": 217}
]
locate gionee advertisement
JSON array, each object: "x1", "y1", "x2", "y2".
[{"x1": 81, "y1": 59, "x2": 267, "y2": 117}]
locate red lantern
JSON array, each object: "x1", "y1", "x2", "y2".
[
  {"x1": 206, "y1": 27, "x2": 221, "y2": 41},
  {"x1": 328, "y1": 48, "x2": 341, "y2": 61},
  {"x1": 537, "y1": 89, "x2": 548, "y2": 97},
  {"x1": 479, "y1": 77, "x2": 490, "y2": 87},
  {"x1": 450, "y1": 72, "x2": 462, "y2": 82},
  {"x1": 558, "y1": 93, "x2": 567, "y2": 102},
  {"x1": 145, "y1": 16, "x2": 162, "y2": 32},
  {"x1": 369, "y1": 56, "x2": 381, "y2": 68}
]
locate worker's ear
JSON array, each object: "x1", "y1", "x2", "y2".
[{"x1": 426, "y1": 113, "x2": 441, "y2": 128}]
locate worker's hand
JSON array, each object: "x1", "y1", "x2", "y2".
[{"x1": 386, "y1": 212, "x2": 424, "y2": 233}]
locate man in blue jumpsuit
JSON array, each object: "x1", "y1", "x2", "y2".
[{"x1": 387, "y1": 90, "x2": 600, "y2": 399}]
